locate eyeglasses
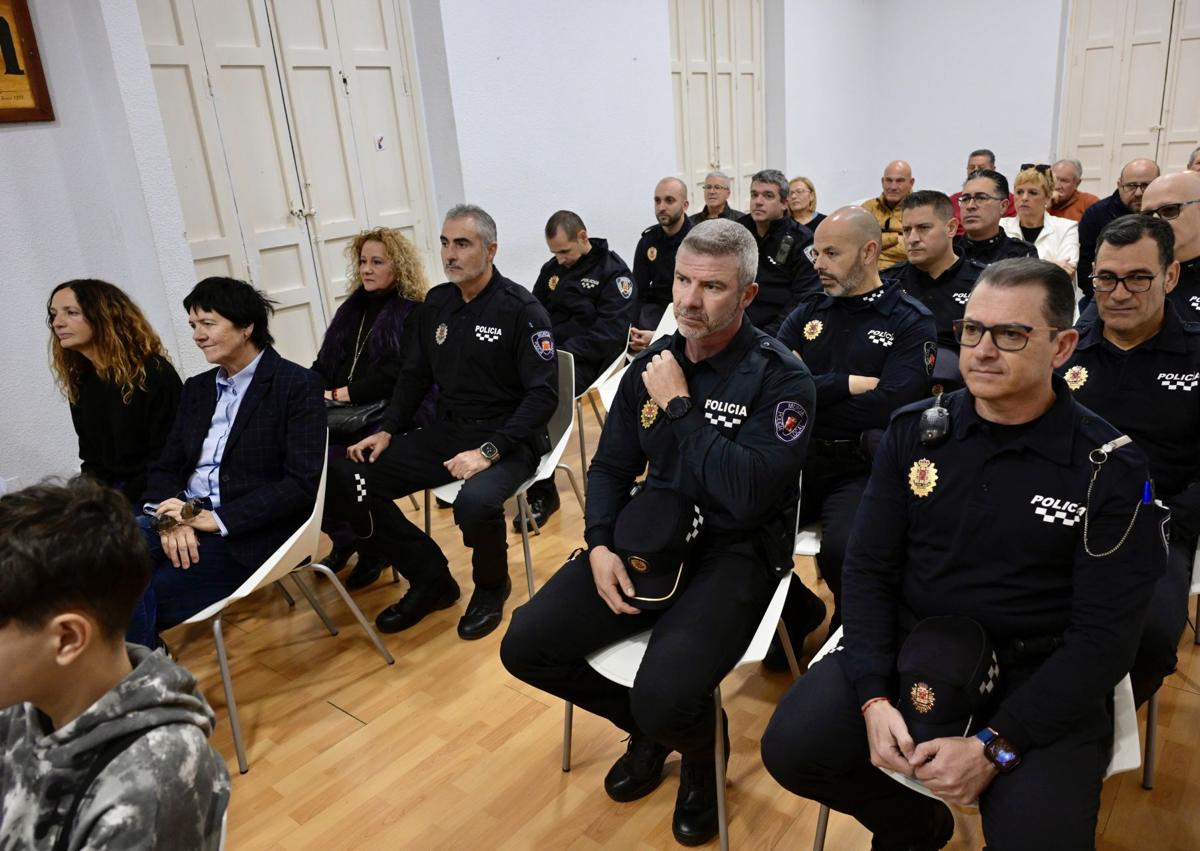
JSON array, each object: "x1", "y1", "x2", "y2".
[
  {"x1": 701, "y1": 183, "x2": 729, "y2": 192},
  {"x1": 1119, "y1": 181, "x2": 1152, "y2": 193},
  {"x1": 1020, "y1": 163, "x2": 1051, "y2": 174},
  {"x1": 958, "y1": 193, "x2": 1004, "y2": 206},
  {"x1": 952, "y1": 319, "x2": 1062, "y2": 351},
  {"x1": 1088, "y1": 272, "x2": 1157, "y2": 293},
  {"x1": 1141, "y1": 198, "x2": 1200, "y2": 220}
]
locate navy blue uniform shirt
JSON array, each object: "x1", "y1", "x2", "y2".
[
  {"x1": 633, "y1": 219, "x2": 694, "y2": 310},
  {"x1": 842, "y1": 378, "x2": 1166, "y2": 753},
  {"x1": 736, "y1": 213, "x2": 821, "y2": 335},
  {"x1": 884, "y1": 256, "x2": 986, "y2": 350},
  {"x1": 777, "y1": 282, "x2": 937, "y2": 440},
  {"x1": 953, "y1": 232, "x2": 1037, "y2": 266}
]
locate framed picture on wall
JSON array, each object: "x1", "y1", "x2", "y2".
[{"x1": 0, "y1": 0, "x2": 53, "y2": 123}]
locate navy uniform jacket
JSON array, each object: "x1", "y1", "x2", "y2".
[
  {"x1": 143, "y1": 346, "x2": 326, "y2": 570},
  {"x1": 1078, "y1": 191, "x2": 1134, "y2": 294},
  {"x1": 381, "y1": 269, "x2": 557, "y2": 459},
  {"x1": 841, "y1": 379, "x2": 1166, "y2": 754},
  {"x1": 778, "y1": 283, "x2": 937, "y2": 441},
  {"x1": 1167, "y1": 256, "x2": 1200, "y2": 323},
  {"x1": 953, "y1": 232, "x2": 1037, "y2": 266},
  {"x1": 736, "y1": 213, "x2": 821, "y2": 335},
  {"x1": 633, "y1": 218, "x2": 694, "y2": 310},
  {"x1": 532, "y1": 238, "x2": 635, "y2": 370},
  {"x1": 884, "y1": 256, "x2": 986, "y2": 350},
  {"x1": 1061, "y1": 302, "x2": 1200, "y2": 539},
  {"x1": 584, "y1": 319, "x2": 816, "y2": 560}
]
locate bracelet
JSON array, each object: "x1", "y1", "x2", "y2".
[{"x1": 860, "y1": 696, "x2": 890, "y2": 715}]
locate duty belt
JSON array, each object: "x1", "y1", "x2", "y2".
[
  {"x1": 996, "y1": 633, "x2": 1064, "y2": 666},
  {"x1": 442, "y1": 410, "x2": 512, "y2": 428}
]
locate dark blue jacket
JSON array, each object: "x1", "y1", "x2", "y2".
[{"x1": 144, "y1": 346, "x2": 326, "y2": 569}]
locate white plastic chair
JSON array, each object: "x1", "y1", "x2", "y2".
[
  {"x1": 571, "y1": 338, "x2": 630, "y2": 504},
  {"x1": 809, "y1": 626, "x2": 1147, "y2": 851},
  {"x1": 1190, "y1": 544, "x2": 1200, "y2": 645},
  {"x1": 560, "y1": 570, "x2": 802, "y2": 851},
  {"x1": 182, "y1": 436, "x2": 395, "y2": 773},
  {"x1": 793, "y1": 471, "x2": 823, "y2": 558},
  {"x1": 421, "y1": 350, "x2": 583, "y2": 599},
  {"x1": 596, "y1": 308, "x2": 679, "y2": 415}
]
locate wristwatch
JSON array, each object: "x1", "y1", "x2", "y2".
[
  {"x1": 975, "y1": 727, "x2": 1021, "y2": 773},
  {"x1": 479, "y1": 442, "x2": 501, "y2": 462},
  {"x1": 665, "y1": 395, "x2": 694, "y2": 421}
]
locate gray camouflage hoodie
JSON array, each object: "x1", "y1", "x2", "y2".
[{"x1": 0, "y1": 644, "x2": 231, "y2": 850}]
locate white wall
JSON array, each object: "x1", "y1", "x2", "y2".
[
  {"x1": 437, "y1": 0, "x2": 677, "y2": 286},
  {"x1": 783, "y1": 0, "x2": 1068, "y2": 211},
  {"x1": 0, "y1": 0, "x2": 194, "y2": 490}
]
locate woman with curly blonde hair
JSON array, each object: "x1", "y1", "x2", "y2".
[
  {"x1": 48, "y1": 279, "x2": 182, "y2": 503},
  {"x1": 313, "y1": 227, "x2": 431, "y2": 580}
]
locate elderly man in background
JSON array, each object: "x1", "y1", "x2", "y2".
[
  {"x1": 1047, "y1": 158, "x2": 1099, "y2": 221},
  {"x1": 1142, "y1": 170, "x2": 1200, "y2": 322},
  {"x1": 690, "y1": 170, "x2": 743, "y2": 224},
  {"x1": 1077, "y1": 158, "x2": 1161, "y2": 298},
  {"x1": 863, "y1": 160, "x2": 915, "y2": 270}
]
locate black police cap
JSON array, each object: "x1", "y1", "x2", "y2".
[
  {"x1": 897, "y1": 616, "x2": 1000, "y2": 744},
  {"x1": 612, "y1": 487, "x2": 704, "y2": 611}
]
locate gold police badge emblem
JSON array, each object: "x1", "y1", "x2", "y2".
[
  {"x1": 803, "y1": 319, "x2": 823, "y2": 340},
  {"x1": 548, "y1": 275, "x2": 559, "y2": 291},
  {"x1": 910, "y1": 682, "x2": 936, "y2": 714},
  {"x1": 628, "y1": 556, "x2": 650, "y2": 573},
  {"x1": 640, "y1": 399, "x2": 660, "y2": 429},
  {"x1": 435, "y1": 323, "x2": 448, "y2": 345},
  {"x1": 908, "y1": 459, "x2": 938, "y2": 498},
  {"x1": 1064, "y1": 364, "x2": 1088, "y2": 391},
  {"x1": 647, "y1": 246, "x2": 658, "y2": 262}
]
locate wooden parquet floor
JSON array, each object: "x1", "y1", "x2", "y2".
[{"x1": 166, "y1": 410, "x2": 1200, "y2": 850}]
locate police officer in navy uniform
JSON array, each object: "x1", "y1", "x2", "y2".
[
  {"x1": 519, "y1": 209, "x2": 637, "y2": 529},
  {"x1": 762, "y1": 257, "x2": 1166, "y2": 851},
  {"x1": 502, "y1": 219, "x2": 816, "y2": 847},
  {"x1": 330, "y1": 205, "x2": 557, "y2": 641},
  {"x1": 771, "y1": 208, "x2": 937, "y2": 653},
  {"x1": 736, "y1": 168, "x2": 822, "y2": 335},
  {"x1": 1143, "y1": 170, "x2": 1200, "y2": 322},
  {"x1": 631, "y1": 176, "x2": 693, "y2": 350},
  {"x1": 954, "y1": 170, "x2": 1038, "y2": 266},
  {"x1": 1060, "y1": 214, "x2": 1198, "y2": 707}
]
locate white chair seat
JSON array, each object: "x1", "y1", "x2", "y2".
[{"x1": 794, "y1": 523, "x2": 822, "y2": 557}]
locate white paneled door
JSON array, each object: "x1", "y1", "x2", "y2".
[
  {"x1": 1060, "y1": 0, "x2": 1200, "y2": 191},
  {"x1": 669, "y1": 0, "x2": 763, "y2": 212},
  {"x1": 139, "y1": 0, "x2": 435, "y2": 367}
]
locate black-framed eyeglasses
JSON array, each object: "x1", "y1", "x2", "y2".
[
  {"x1": 952, "y1": 319, "x2": 1062, "y2": 352},
  {"x1": 958, "y1": 193, "x2": 1004, "y2": 206},
  {"x1": 1020, "y1": 163, "x2": 1051, "y2": 174},
  {"x1": 1141, "y1": 198, "x2": 1200, "y2": 221},
  {"x1": 1088, "y1": 272, "x2": 1157, "y2": 294},
  {"x1": 1119, "y1": 181, "x2": 1152, "y2": 193}
]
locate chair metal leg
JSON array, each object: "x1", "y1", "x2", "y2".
[
  {"x1": 392, "y1": 566, "x2": 401, "y2": 583},
  {"x1": 408, "y1": 494, "x2": 420, "y2": 510},
  {"x1": 424, "y1": 489, "x2": 432, "y2": 537},
  {"x1": 714, "y1": 684, "x2": 729, "y2": 851},
  {"x1": 212, "y1": 615, "x2": 248, "y2": 774},
  {"x1": 587, "y1": 391, "x2": 605, "y2": 428},
  {"x1": 518, "y1": 494, "x2": 536, "y2": 599},
  {"x1": 1143, "y1": 691, "x2": 1159, "y2": 790},
  {"x1": 290, "y1": 574, "x2": 337, "y2": 636},
  {"x1": 558, "y1": 463, "x2": 585, "y2": 513},
  {"x1": 276, "y1": 581, "x2": 296, "y2": 607},
  {"x1": 576, "y1": 398, "x2": 588, "y2": 499},
  {"x1": 812, "y1": 804, "x2": 830, "y2": 851},
  {"x1": 562, "y1": 702, "x2": 574, "y2": 772},
  {"x1": 777, "y1": 621, "x2": 803, "y2": 680},
  {"x1": 1194, "y1": 595, "x2": 1199, "y2": 645},
  {"x1": 305, "y1": 564, "x2": 395, "y2": 666}
]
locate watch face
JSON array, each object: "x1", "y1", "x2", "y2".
[
  {"x1": 986, "y1": 737, "x2": 1021, "y2": 771},
  {"x1": 666, "y1": 396, "x2": 692, "y2": 419},
  {"x1": 480, "y1": 442, "x2": 499, "y2": 460}
]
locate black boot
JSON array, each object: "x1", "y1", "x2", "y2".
[
  {"x1": 512, "y1": 489, "x2": 561, "y2": 532},
  {"x1": 672, "y1": 717, "x2": 729, "y2": 846},
  {"x1": 344, "y1": 551, "x2": 389, "y2": 591},
  {"x1": 375, "y1": 572, "x2": 460, "y2": 633},
  {"x1": 457, "y1": 576, "x2": 512, "y2": 640},
  {"x1": 869, "y1": 800, "x2": 954, "y2": 850},
  {"x1": 762, "y1": 579, "x2": 828, "y2": 672},
  {"x1": 317, "y1": 542, "x2": 355, "y2": 574},
  {"x1": 603, "y1": 732, "x2": 671, "y2": 802}
]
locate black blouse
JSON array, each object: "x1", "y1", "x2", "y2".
[
  {"x1": 69, "y1": 352, "x2": 182, "y2": 503},
  {"x1": 312, "y1": 291, "x2": 406, "y2": 404}
]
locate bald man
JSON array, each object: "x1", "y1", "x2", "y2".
[
  {"x1": 768, "y1": 207, "x2": 936, "y2": 660},
  {"x1": 1143, "y1": 170, "x2": 1200, "y2": 322},
  {"x1": 631, "y1": 177, "x2": 693, "y2": 348},
  {"x1": 1078, "y1": 158, "x2": 1161, "y2": 300},
  {"x1": 862, "y1": 161, "x2": 915, "y2": 270}
]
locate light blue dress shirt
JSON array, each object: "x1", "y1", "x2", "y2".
[{"x1": 184, "y1": 350, "x2": 264, "y2": 535}]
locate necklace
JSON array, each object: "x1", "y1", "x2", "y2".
[{"x1": 346, "y1": 313, "x2": 373, "y2": 383}]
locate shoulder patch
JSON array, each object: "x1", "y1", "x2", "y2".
[
  {"x1": 616, "y1": 276, "x2": 634, "y2": 299},
  {"x1": 774, "y1": 401, "x2": 808, "y2": 443},
  {"x1": 531, "y1": 330, "x2": 555, "y2": 361}
]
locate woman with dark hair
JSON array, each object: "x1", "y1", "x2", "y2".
[
  {"x1": 47, "y1": 280, "x2": 182, "y2": 503},
  {"x1": 314, "y1": 227, "x2": 430, "y2": 587}
]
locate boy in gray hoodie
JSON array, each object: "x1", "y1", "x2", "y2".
[{"x1": 0, "y1": 478, "x2": 230, "y2": 850}]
